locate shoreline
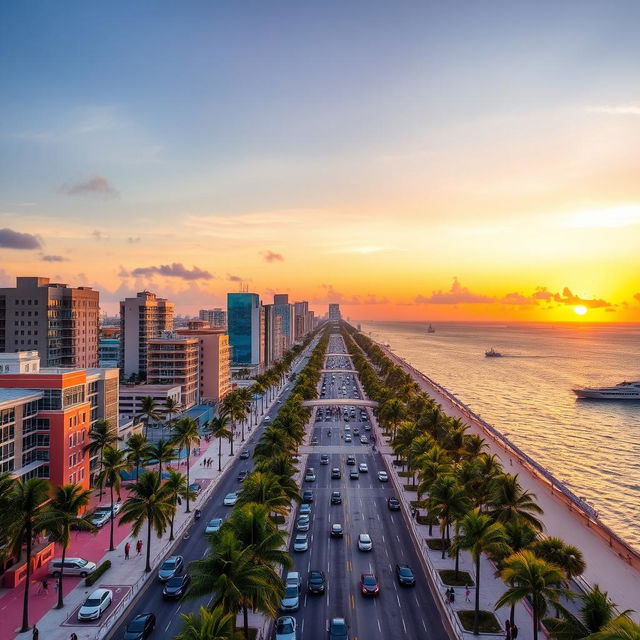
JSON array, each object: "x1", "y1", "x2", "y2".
[{"x1": 372, "y1": 337, "x2": 640, "y2": 620}]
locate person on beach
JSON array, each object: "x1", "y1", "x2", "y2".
[
  {"x1": 124, "y1": 542, "x2": 130, "y2": 559},
  {"x1": 136, "y1": 539, "x2": 143, "y2": 555}
]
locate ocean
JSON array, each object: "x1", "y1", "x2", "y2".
[{"x1": 361, "y1": 321, "x2": 640, "y2": 552}]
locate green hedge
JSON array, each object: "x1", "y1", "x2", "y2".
[
  {"x1": 85, "y1": 559, "x2": 111, "y2": 586},
  {"x1": 457, "y1": 610, "x2": 501, "y2": 633},
  {"x1": 439, "y1": 569, "x2": 474, "y2": 586}
]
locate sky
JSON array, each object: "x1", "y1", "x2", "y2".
[{"x1": 1, "y1": 1, "x2": 639, "y2": 322}]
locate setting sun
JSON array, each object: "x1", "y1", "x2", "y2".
[{"x1": 574, "y1": 305, "x2": 588, "y2": 316}]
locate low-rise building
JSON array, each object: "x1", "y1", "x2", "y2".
[{"x1": 118, "y1": 383, "x2": 182, "y2": 421}]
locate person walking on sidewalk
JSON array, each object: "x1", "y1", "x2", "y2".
[
  {"x1": 70, "y1": 633, "x2": 78, "y2": 640},
  {"x1": 125, "y1": 542, "x2": 130, "y2": 560},
  {"x1": 511, "y1": 623, "x2": 519, "y2": 640},
  {"x1": 32, "y1": 626, "x2": 39, "y2": 640},
  {"x1": 136, "y1": 539, "x2": 143, "y2": 555},
  {"x1": 505, "y1": 619, "x2": 512, "y2": 640},
  {"x1": 465, "y1": 585, "x2": 471, "y2": 602}
]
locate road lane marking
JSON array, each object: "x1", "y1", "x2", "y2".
[{"x1": 350, "y1": 593, "x2": 355, "y2": 609}]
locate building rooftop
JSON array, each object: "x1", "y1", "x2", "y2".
[
  {"x1": 0, "y1": 388, "x2": 43, "y2": 408},
  {"x1": 119, "y1": 383, "x2": 181, "y2": 393}
]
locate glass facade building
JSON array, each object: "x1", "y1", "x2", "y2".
[{"x1": 227, "y1": 293, "x2": 262, "y2": 366}]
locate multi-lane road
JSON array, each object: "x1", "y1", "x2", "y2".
[{"x1": 284, "y1": 332, "x2": 449, "y2": 640}]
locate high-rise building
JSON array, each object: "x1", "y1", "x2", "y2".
[
  {"x1": 263, "y1": 304, "x2": 284, "y2": 367},
  {"x1": 0, "y1": 276, "x2": 100, "y2": 368},
  {"x1": 198, "y1": 308, "x2": 227, "y2": 328},
  {"x1": 227, "y1": 293, "x2": 263, "y2": 366},
  {"x1": 0, "y1": 351, "x2": 118, "y2": 489},
  {"x1": 120, "y1": 291, "x2": 174, "y2": 380},
  {"x1": 273, "y1": 293, "x2": 295, "y2": 349},
  {"x1": 176, "y1": 328, "x2": 231, "y2": 404},
  {"x1": 146, "y1": 332, "x2": 200, "y2": 410},
  {"x1": 328, "y1": 303, "x2": 341, "y2": 322},
  {"x1": 294, "y1": 301, "x2": 312, "y2": 340}
]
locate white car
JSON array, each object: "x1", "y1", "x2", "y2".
[
  {"x1": 293, "y1": 533, "x2": 309, "y2": 552},
  {"x1": 223, "y1": 492, "x2": 238, "y2": 506},
  {"x1": 296, "y1": 515, "x2": 310, "y2": 531},
  {"x1": 275, "y1": 615, "x2": 297, "y2": 640},
  {"x1": 377, "y1": 471, "x2": 389, "y2": 482},
  {"x1": 358, "y1": 533, "x2": 372, "y2": 551},
  {"x1": 359, "y1": 463, "x2": 368, "y2": 473},
  {"x1": 205, "y1": 518, "x2": 223, "y2": 534},
  {"x1": 299, "y1": 504, "x2": 311, "y2": 516},
  {"x1": 360, "y1": 436, "x2": 369, "y2": 444},
  {"x1": 77, "y1": 588, "x2": 113, "y2": 621},
  {"x1": 264, "y1": 416, "x2": 271, "y2": 423}
]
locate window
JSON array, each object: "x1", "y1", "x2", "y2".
[{"x1": 69, "y1": 435, "x2": 73, "y2": 448}]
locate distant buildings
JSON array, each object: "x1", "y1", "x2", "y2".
[
  {"x1": 263, "y1": 304, "x2": 284, "y2": 367},
  {"x1": 99, "y1": 338, "x2": 120, "y2": 368},
  {"x1": 0, "y1": 276, "x2": 99, "y2": 368},
  {"x1": 227, "y1": 293, "x2": 264, "y2": 367},
  {"x1": 328, "y1": 303, "x2": 341, "y2": 322},
  {"x1": 273, "y1": 294, "x2": 295, "y2": 350},
  {"x1": 120, "y1": 291, "x2": 174, "y2": 380},
  {"x1": 294, "y1": 301, "x2": 314, "y2": 340},
  {"x1": 198, "y1": 308, "x2": 227, "y2": 328},
  {"x1": 119, "y1": 383, "x2": 182, "y2": 422}
]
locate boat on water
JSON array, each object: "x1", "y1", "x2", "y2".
[
  {"x1": 485, "y1": 348, "x2": 502, "y2": 357},
  {"x1": 573, "y1": 380, "x2": 640, "y2": 400},
  {"x1": 427, "y1": 323, "x2": 435, "y2": 334}
]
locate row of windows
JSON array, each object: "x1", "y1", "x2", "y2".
[
  {"x1": 22, "y1": 448, "x2": 49, "y2": 466},
  {"x1": 63, "y1": 385, "x2": 85, "y2": 408},
  {"x1": 0, "y1": 409, "x2": 15, "y2": 425},
  {"x1": 14, "y1": 320, "x2": 39, "y2": 326},
  {"x1": 0, "y1": 442, "x2": 15, "y2": 462},
  {"x1": 14, "y1": 309, "x2": 40, "y2": 315},
  {"x1": 24, "y1": 464, "x2": 49, "y2": 480},
  {"x1": 68, "y1": 413, "x2": 87, "y2": 428},
  {"x1": 68, "y1": 452, "x2": 85, "y2": 467},
  {"x1": 68, "y1": 467, "x2": 85, "y2": 484},
  {"x1": 23, "y1": 417, "x2": 50, "y2": 435},
  {"x1": 68, "y1": 430, "x2": 86, "y2": 447},
  {"x1": 14, "y1": 339, "x2": 38, "y2": 346},
  {"x1": 0, "y1": 459, "x2": 14, "y2": 473},
  {"x1": 0, "y1": 424, "x2": 15, "y2": 443},
  {"x1": 23, "y1": 433, "x2": 49, "y2": 450}
]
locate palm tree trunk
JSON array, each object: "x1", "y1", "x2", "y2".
[
  {"x1": 218, "y1": 437, "x2": 222, "y2": 471},
  {"x1": 56, "y1": 542, "x2": 67, "y2": 608},
  {"x1": 145, "y1": 518, "x2": 152, "y2": 572},
  {"x1": 229, "y1": 428, "x2": 235, "y2": 456},
  {"x1": 533, "y1": 605, "x2": 538, "y2": 640},
  {"x1": 136, "y1": 459, "x2": 140, "y2": 482},
  {"x1": 474, "y1": 554, "x2": 481, "y2": 635},
  {"x1": 109, "y1": 483, "x2": 115, "y2": 551},
  {"x1": 441, "y1": 523, "x2": 447, "y2": 560},
  {"x1": 510, "y1": 602, "x2": 515, "y2": 626},
  {"x1": 243, "y1": 605, "x2": 249, "y2": 640},
  {"x1": 20, "y1": 523, "x2": 32, "y2": 632},
  {"x1": 169, "y1": 506, "x2": 175, "y2": 541},
  {"x1": 185, "y1": 449, "x2": 191, "y2": 513},
  {"x1": 98, "y1": 447, "x2": 105, "y2": 500},
  {"x1": 241, "y1": 418, "x2": 245, "y2": 442}
]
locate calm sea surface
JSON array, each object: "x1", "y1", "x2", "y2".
[{"x1": 361, "y1": 321, "x2": 640, "y2": 551}]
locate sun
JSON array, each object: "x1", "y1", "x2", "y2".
[{"x1": 574, "y1": 305, "x2": 588, "y2": 316}]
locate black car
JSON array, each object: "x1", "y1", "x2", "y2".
[
  {"x1": 396, "y1": 564, "x2": 416, "y2": 587},
  {"x1": 320, "y1": 454, "x2": 329, "y2": 465},
  {"x1": 237, "y1": 470, "x2": 248, "y2": 482},
  {"x1": 124, "y1": 613, "x2": 156, "y2": 640},
  {"x1": 331, "y1": 468, "x2": 341, "y2": 479},
  {"x1": 331, "y1": 491, "x2": 342, "y2": 505},
  {"x1": 302, "y1": 490, "x2": 314, "y2": 503},
  {"x1": 162, "y1": 573, "x2": 191, "y2": 600},
  {"x1": 387, "y1": 496, "x2": 401, "y2": 511},
  {"x1": 346, "y1": 456, "x2": 356, "y2": 466},
  {"x1": 307, "y1": 570, "x2": 326, "y2": 595},
  {"x1": 239, "y1": 449, "x2": 250, "y2": 459}
]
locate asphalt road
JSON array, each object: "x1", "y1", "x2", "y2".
[
  {"x1": 285, "y1": 333, "x2": 450, "y2": 640},
  {"x1": 108, "y1": 339, "x2": 319, "y2": 640}
]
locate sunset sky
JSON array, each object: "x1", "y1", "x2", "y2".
[{"x1": 1, "y1": 1, "x2": 639, "y2": 322}]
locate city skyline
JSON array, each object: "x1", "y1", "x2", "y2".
[{"x1": 2, "y1": 1, "x2": 640, "y2": 322}]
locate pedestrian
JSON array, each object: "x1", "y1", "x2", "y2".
[
  {"x1": 70, "y1": 633, "x2": 78, "y2": 640},
  {"x1": 136, "y1": 539, "x2": 143, "y2": 555},
  {"x1": 449, "y1": 588, "x2": 455, "y2": 603},
  {"x1": 505, "y1": 619, "x2": 511, "y2": 640},
  {"x1": 465, "y1": 585, "x2": 471, "y2": 602},
  {"x1": 511, "y1": 624, "x2": 518, "y2": 640},
  {"x1": 177, "y1": 496, "x2": 182, "y2": 506},
  {"x1": 41, "y1": 578, "x2": 48, "y2": 594},
  {"x1": 124, "y1": 542, "x2": 130, "y2": 560},
  {"x1": 444, "y1": 587, "x2": 452, "y2": 603},
  {"x1": 32, "y1": 626, "x2": 39, "y2": 640}
]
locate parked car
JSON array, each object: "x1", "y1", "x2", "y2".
[
  {"x1": 50, "y1": 557, "x2": 96, "y2": 578},
  {"x1": 304, "y1": 468, "x2": 316, "y2": 482},
  {"x1": 360, "y1": 573, "x2": 380, "y2": 597},
  {"x1": 299, "y1": 504, "x2": 311, "y2": 516},
  {"x1": 330, "y1": 523, "x2": 344, "y2": 538},
  {"x1": 302, "y1": 490, "x2": 314, "y2": 503},
  {"x1": 223, "y1": 492, "x2": 238, "y2": 506},
  {"x1": 377, "y1": 471, "x2": 388, "y2": 482},
  {"x1": 344, "y1": 435, "x2": 352, "y2": 442},
  {"x1": 162, "y1": 573, "x2": 190, "y2": 600},
  {"x1": 280, "y1": 583, "x2": 300, "y2": 611},
  {"x1": 296, "y1": 515, "x2": 310, "y2": 531},
  {"x1": 358, "y1": 533, "x2": 372, "y2": 551},
  {"x1": 328, "y1": 617, "x2": 349, "y2": 640},
  {"x1": 205, "y1": 518, "x2": 223, "y2": 534},
  {"x1": 77, "y1": 588, "x2": 113, "y2": 621},
  {"x1": 158, "y1": 555, "x2": 184, "y2": 582},
  {"x1": 89, "y1": 511, "x2": 111, "y2": 528},
  {"x1": 123, "y1": 613, "x2": 155, "y2": 640},
  {"x1": 293, "y1": 533, "x2": 309, "y2": 552},
  {"x1": 330, "y1": 491, "x2": 342, "y2": 505},
  {"x1": 189, "y1": 483, "x2": 202, "y2": 496},
  {"x1": 387, "y1": 496, "x2": 401, "y2": 511},
  {"x1": 307, "y1": 570, "x2": 326, "y2": 595},
  {"x1": 360, "y1": 436, "x2": 369, "y2": 444},
  {"x1": 396, "y1": 563, "x2": 416, "y2": 587},
  {"x1": 275, "y1": 616, "x2": 297, "y2": 640}
]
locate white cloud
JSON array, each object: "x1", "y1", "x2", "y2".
[
  {"x1": 587, "y1": 104, "x2": 640, "y2": 116},
  {"x1": 561, "y1": 205, "x2": 640, "y2": 229}
]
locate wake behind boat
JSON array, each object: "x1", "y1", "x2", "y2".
[{"x1": 573, "y1": 380, "x2": 640, "y2": 400}]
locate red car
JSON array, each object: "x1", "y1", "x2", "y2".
[{"x1": 360, "y1": 573, "x2": 380, "y2": 597}]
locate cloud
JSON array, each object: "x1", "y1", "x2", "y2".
[
  {"x1": 532, "y1": 287, "x2": 554, "y2": 301},
  {"x1": 262, "y1": 250, "x2": 284, "y2": 263},
  {"x1": 60, "y1": 175, "x2": 119, "y2": 198},
  {"x1": 415, "y1": 278, "x2": 494, "y2": 304},
  {"x1": 130, "y1": 263, "x2": 213, "y2": 281},
  {"x1": 587, "y1": 104, "x2": 640, "y2": 116},
  {"x1": 553, "y1": 287, "x2": 612, "y2": 309},
  {"x1": 0, "y1": 228, "x2": 42, "y2": 250},
  {"x1": 41, "y1": 254, "x2": 67, "y2": 262},
  {"x1": 500, "y1": 292, "x2": 536, "y2": 306},
  {"x1": 312, "y1": 284, "x2": 389, "y2": 306},
  {"x1": 92, "y1": 230, "x2": 107, "y2": 241},
  {"x1": 227, "y1": 274, "x2": 244, "y2": 282},
  {"x1": 127, "y1": 237, "x2": 141, "y2": 244},
  {"x1": 633, "y1": 293, "x2": 640, "y2": 304},
  {"x1": 562, "y1": 205, "x2": 640, "y2": 229}
]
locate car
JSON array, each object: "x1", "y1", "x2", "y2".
[
  {"x1": 77, "y1": 588, "x2": 113, "y2": 621},
  {"x1": 264, "y1": 416, "x2": 271, "y2": 423},
  {"x1": 223, "y1": 492, "x2": 238, "y2": 506},
  {"x1": 163, "y1": 573, "x2": 190, "y2": 599},
  {"x1": 280, "y1": 583, "x2": 300, "y2": 611},
  {"x1": 353, "y1": 427, "x2": 359, "y2": 435},
  {"x1": 158, "y1": 555, "x2": 184, "y2": 582},
  {"x1": 239, "y1": 449, "x2": 250, "y2": 459},
  {"x1": 205, "y1": 518, "x2": 223, "y2": 534},
  {"x1": 330, "y1": 491, "x2": 342, "y2": 505},
  {"x1": 275, "y1": 616, "x2": 297, "y2": 640},
  {"x1": 302, "y1": 490, "x2": 314, "y2": 503},
  {"x1": 89, "y1": 511, "x2": 111, "y2": 528},
  {"x1": 296, "y1": 516, "x2": 310, "y2": 531},
  {"x1": 360, "y1": 436, "x2": 369, "y2": 444},
  {"x1": 344, "y1": 435, "x2": 352, "y2": 442},
  {"x1": 189, "y1": 483, "x2": 202, "y2": 496},
  {"x1": 358, "y1": 463, "x2": 368, "y2": 473},
  {"x1": 285, "y1": 571, "x2": 301, "y2": 590},
  {"x1": 299, "y1": 503, "x2": 311, "y2": 516},
  {"x1": 304, "y1": 469, "x2": 316, "y2": 482},
  {"x1": 377, "y1": 471, "x2": 388, "y2": 482},
  {"x1": 346, "y1": 456, "x2": 356, "y2": 466},
  {"x1": 123, "y1": 612, "x2": 156, "y2": 640},
  {"x1": 307, "y1": 570, "x2": 326, "y2": 594},
  {"x1": 293, "y1": 533, "x2": 308, "y2": 552},
  {"x1": 387, "y1": 496, "x2": 401, "y2": 511},
  {"x1": 50, "y1": 557, "x2": 96, "y2": 578},
  {"x1": 364, "y1": 424, "x2": 371, "y2": 431},
  {"x1": 360, "y1": 573, "x2": 380, "y2": 597},
  {"x1": 349, "y1": 469, "x2": 359, "y2": 480},
  {"x1": 311, "y1": 437, "x2": 319, "y2": 446},
  {"x1": 95, "y1": 502, "x2": 122, "y2": 516},
  {"x1": 396, "y1": 563, "x2": 416, "y2": 586},
  {"x1": 331, "y1": 467, "x2": 341, "y2": 479},
  {"x1": 330, "y1": 523, "x2": 344, "y2": 538},
  {"x1": 358, "y1": 533, "x2": 372, "y2": 551},
  {"x1": 320, "y1": 454, "x2": 329, "y2": 465},
  {"x1": 328, "y1": 617, "x2": 349, "y2": 640},
  {"x1": 237, "y1": 470, "x2": 248, "y2": 482}
]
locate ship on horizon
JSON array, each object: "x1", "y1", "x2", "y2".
[
  {"x1": 485, "y1": 348, "x2": 503, "y2": 357},
  {"x1": 573, "y1": 380, "x2": 640, "y2": 400},
  {"x1": 427, "y1": 323, "x2": 435, "y2": 333}
]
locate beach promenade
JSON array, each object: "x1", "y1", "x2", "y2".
[{"x1": 378, "y1": 341, "x2": 640, "y2": 622}]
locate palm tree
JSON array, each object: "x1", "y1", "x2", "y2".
[
  {"x1": 139, "y1": 395, "x2": 161, "y2": 438},
  {"x1": 254, "y1": 427, "x2": 297, "y2": 460},
  {"x1": 531, "y1": 536, "x2": 586, "y2": 582},
  {"x1": 148, "y1": 438, "x2": 176, "y2": 479},
  {"x1": 119, "y1": 471, "x2": 173, "y2": 572},
  {"x1": 236, "y1": 471, "x2": 299, "y2": 519},
  {"x1": 584, "y1": 615, "x2": 640, "y2": 640},
  {"x1": 255, "y1": 453, "x2": 298, "y2": 480},
  {"x1": 487, "y1": 473, "x2": 544, "y2": 531},
  {"x1": 496, "y1": 550, "x2": 571, "y2": 640},
  {"x1": 378, "y1": 397, "x2": 405, "y2": 440},
  {"x1": 237, "y1": 388, "x2": 253, "y2": 440},
  {"x1": 187, "y1": 529, "x2": 283, "y2": 640},
  {"x1": 84, "y1": 419, "x2": 120, "y2": 500},
  {"x1": 163, "y1": 469, "x2": 192, "y2": 541},
  {"x1": 97, "y1": 447, "x2": 131, "y2": 551},
  {"x1": 124, "y1": 433, "x2": 152, "y2": 482},
  {"x1": 452, "y1": 508, "x2": 510, "y2": 635},
  {"x1": 8, "y1": 477, "x2": 50, "y2": 632},
  {"x1": 222, "y1": 392, "x2": 246, "y2": 453},
  {"x1": 176, "y1": 605, "x2": 235, "y2": 640},
  {"x1": 0, "y1": 472, "x2": 16, "y2": 565},
  {"x1": 38, "y1": 484, "x2": 94, "y2": 608},
  {"x1": 206, "y1": 411, "x2": 232, "y2": 472},
  {"x1": 172, "y1": 417, "x2": 201, "y2": 513},
  {"x1": 165, "y1": 396, "x2": 179, "y2": 434}
]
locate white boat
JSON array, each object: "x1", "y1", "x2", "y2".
[{"x1": 573, "y1": 381, "x2": 640, "y2": 400}]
